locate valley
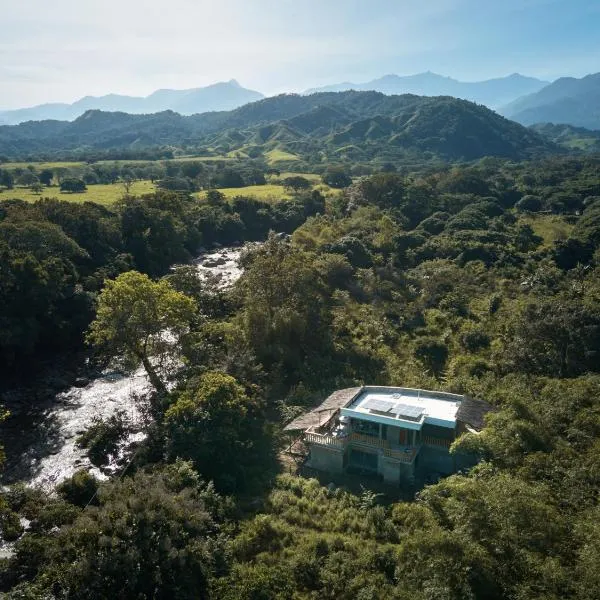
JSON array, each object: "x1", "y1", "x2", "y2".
[{"x1": 0, "y1": 82, "x2": 599, "y2": 599}]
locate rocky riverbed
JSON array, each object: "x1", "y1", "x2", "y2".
[{"x1": 0, "y1": 244, "x2": 252, "y2": 490}]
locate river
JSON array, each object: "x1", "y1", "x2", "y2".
[{"x1": 0, "y1": 245, "x2": 250, "y2": 490}]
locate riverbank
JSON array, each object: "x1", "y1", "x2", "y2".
[{"x1": 0, "y1": 243, "x2": 254, "y2": 488}]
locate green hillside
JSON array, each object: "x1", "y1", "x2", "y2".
[{"x1": 0, "y1": 91, "x2": 559, "y2": 163}]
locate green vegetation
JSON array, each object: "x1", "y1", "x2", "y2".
[
  {"x1": 2, "y1": 145, "x2": 600, "y2": 598},
  {"x1": 532, "y1": 123, "x2": 600, "y2": 153},
  {"x1": 200, "y1": 183, "x2": 292, "y2": 201},
  {"x1": 0, "y1": 186, "x2": 325, "y2": 379},
  {"x1": 265, "y1": 148, "x2": 302, "y2": 164},
  {"x1": 0, "y1": 91, "x2": 558, "y2": 165},
  {"x1": 518, "y1": 213, "x2": 574, "y2": 247},
  {"x1": 1, "y1": 180, "x2": 155, "y2": 205}
]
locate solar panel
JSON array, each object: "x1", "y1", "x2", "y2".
[
  {"x1": 362, "y1": 398, "x2": 425, "y2": 421},
  {"x1": 363, "y1": 398, "x2": 395, "y2": 413},
  {"x1": 388, "y1": 403, "x2": 424, "y2": 421}
]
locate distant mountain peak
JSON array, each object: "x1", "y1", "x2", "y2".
[
  {"x1": 500, "y1": 71, "x2": 600, "y2": 130},
  {"x1": 0, "y1": 81, "x2": 265, "y2": 125},
  {"x1": 303, "y1": 72, "x2": 549, "y2": 108}
]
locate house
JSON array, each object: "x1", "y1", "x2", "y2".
[{"x1": 284, "y1": 386, "x2": 493, "y2": 486}]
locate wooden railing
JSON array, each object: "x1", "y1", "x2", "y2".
[
  {"x1": 305, "y1": 429, "x2": 432, "y2": 463},
  {"x1": 348, "y1": 432, "x2": 389, "y2": 449},
  {"x1": 422, "y1": 435, "x2": 452, "y2": 449},
  {"x1": 304, "y1": 431, "x2": 346, "y2": 449}
]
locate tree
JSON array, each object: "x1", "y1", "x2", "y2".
[
  {"x1": 0, "y1": 170, "x2": 14, "y2": 189},
  {"x1": 219, "y1": 169, "x2": 245, "y2": 188},
  {"x1": 283, "y1": 176, "x2": 312, "y2": 192},
  {"x1": 501, "y1": 296, "x2": 600, "y2": 378},
  {"x1": 87, "y1": 271, "x2": 196, "y2": 395},
  {"x1": 121, "y1": 174, "x2": 135, "y2": 195},
  {"x1": 11, "y1": 465, "x2": 227, "y2": 599},
  {"x1": 516, "y1": 194, "x2": 542, "y2": 212},
  {"x1": 414, "y1": 337, "x2": 449, "y2": 376},
  {"x1": 60, "y1": 178, "x2": 87, "y2": 193},
  {"x1": 38, "y1": 169, "x2": 54, "y2": 186},
  {"x1": 165, "y1": 372, "x2": 266, "y2": 490},
  {"x1": 16, "y1": 172, "x2": 39, "y2": 187},
  {"x1": 322, "y1": 168, "x2": 352, "y2": 189}
]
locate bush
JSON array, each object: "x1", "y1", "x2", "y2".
[
  {"x1": 76, "y1": 410, "x2": 129, "y2": 467},
  {"x1": 57, "y1": 470, "x2": 100, "y2": 507},
  {"x1": 459, "y1": 326, "x2": 491, "y2": 352},
  {"x1": 414, "y1": 337, "x2": 449, "y2": 376},
  {"x1": 322, "y1": 168, "x2": 352, "y2": 189},
  {"x1": 60, "y1": 178, "x2": 87, "y2": 193},
  {"x1": 516, "y1": 194, "x2": 543, "y2": 212}
]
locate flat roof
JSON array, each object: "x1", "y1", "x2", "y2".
[{"x1": 341, "y1": 386, "x2": 463, "y2": 430}]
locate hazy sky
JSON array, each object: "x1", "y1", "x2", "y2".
[{"x1": 2, "y1": 0, "x2": 599, "y2": 109}]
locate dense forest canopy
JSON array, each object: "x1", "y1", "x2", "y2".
[{"x1": 1, "y1": 146, "x2": 600, "y2": 598}]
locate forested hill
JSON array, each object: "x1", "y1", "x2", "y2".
[
  {"x1": 0, "y1": 91, "x2": 559, "y2": 162},
  {"x1": 501, "y1": 72, "x2": 600, "y2": 130}
]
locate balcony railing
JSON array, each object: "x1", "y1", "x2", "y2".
[
  {"x1": 348, "y1": 432, "x2": 388, "y2": 449},
  {"x1": 304, "y1": 431, "x2": 346, "y2": 449},
  {"x1": 305, "y1": 430, "x2": 418, "y2": 463}
]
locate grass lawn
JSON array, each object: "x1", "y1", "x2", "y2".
[
  {"x1": 519, "y1": 213, "x2": 574, "y2": 247},
  {"x1": 2, "y1": 180, "x2": 156, "y2": 206}
]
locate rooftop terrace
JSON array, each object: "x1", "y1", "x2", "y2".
[{"x1": 342, "y1": 387, "x2": 463, "y2": 430}]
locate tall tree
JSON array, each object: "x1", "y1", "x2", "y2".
[{"x1": 87, "y1": 271, "x2": 196, "y2": 395}]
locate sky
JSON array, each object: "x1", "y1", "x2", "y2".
[{"x1": 1, "y1": 0, "x2": 599, "y2": 109}]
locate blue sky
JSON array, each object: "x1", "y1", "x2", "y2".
[{"x1": 1, "y1": 0, "x2": 599, "y2": 108}]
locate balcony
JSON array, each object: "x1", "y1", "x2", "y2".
[{"x1": 304, "y1": 429, "x2": 419, "y2": 464}]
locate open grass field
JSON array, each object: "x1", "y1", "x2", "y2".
[
  {"x1": 1, "y1": 156, "x2": 234, "y2": 170},
  {"x1": 1, "y1": 150, "x2": 306, "y2": 171},
  {"x1": 1, "y1": 160, "x2": 87, "y2": 170},
  {"x1": 195, "y1": 184, "x2": 292, "y2": 202},
  {"x1": 1, "y1": 180, "x2": 156, "y2": 206},
  {"x1": 1, "y1": 170, "x2": 334, "y2": 207},
  {"x1": 519, "y1": 213, "x2": 574, "y2": 247},
  {"x1": 276, "y1": 172, "x2": 322, "y2": 182},
  {"x1": 265, "y1": 149, "x2": 301, "y2": 164}
]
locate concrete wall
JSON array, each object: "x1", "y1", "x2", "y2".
[
  {"x1": 309, "y1": 445, "x2": 346, "y2": 474},
  {"x1": 379, "y1": 455, "x2": 415, "y2": 485}
]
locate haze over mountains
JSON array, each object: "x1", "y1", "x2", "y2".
[
  {"x1": 305, "y1": 72, "x2": 549, "y2": 109},
  {"x1": 500, "y1": 73, "x2": 600, "y2": 130},
  {"x1": 0, "y1": 80, "x2": 264, "y2": 126}
]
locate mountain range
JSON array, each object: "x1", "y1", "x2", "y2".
[
  {"x1": 304, "y1": 72, "x2": 549, "y2": 109},
  {"x1": 3, "y1": 71, "x2": 599, "y2": 132},
  {"x1": 0, "y1": 91, "x2": 558, "y2": 163},
  {"x1": 500, "y1": 73, "x2": 600, "y2": 130},
  {"x1": 0, "y1": 80, "x2": 264, "y2": 126}
]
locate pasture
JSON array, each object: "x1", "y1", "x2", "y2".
[{"x1": 1, "y1": 180, "x2": 156, "y2": 206}]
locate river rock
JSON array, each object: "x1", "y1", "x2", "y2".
[{"x1": 203, "y1": 257, "x2": 227, "y2": 267}]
